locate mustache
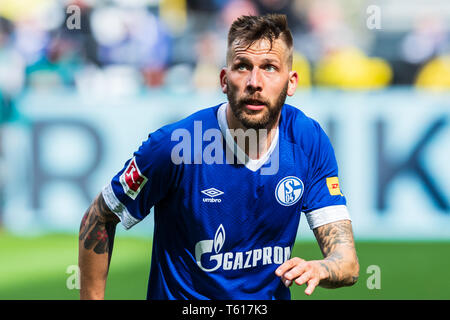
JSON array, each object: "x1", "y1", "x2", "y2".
[{"x1": 238, "y1": 96, "x2": 270, "y2": 106}]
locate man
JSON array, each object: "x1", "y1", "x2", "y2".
[{"x1": 78, "y1": 14, "x2": 359, "y2": 300}]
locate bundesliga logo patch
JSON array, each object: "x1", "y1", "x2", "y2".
[
  {"x1": 326, "y1": 177, "x2": 343, "y2": 196},
  {"x1": 120, "y1": 157, "x2": 148, "y2": 200}
]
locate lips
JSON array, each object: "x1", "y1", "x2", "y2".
[{"x1": 243, "y1": 99, "x2": 267, "y2": 111}]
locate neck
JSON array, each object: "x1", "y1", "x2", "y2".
[{"x1": 225, "y1": 103, "x2": 280, "y2": 160}]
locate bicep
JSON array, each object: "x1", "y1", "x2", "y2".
[{"x1": 312, "y1": 219, "x2": 356, "y2": 258}]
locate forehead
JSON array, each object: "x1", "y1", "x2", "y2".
[{"x1": 229, "y1": 38, "x2": 288, "y2": 62}]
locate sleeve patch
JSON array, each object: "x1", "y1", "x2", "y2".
[
  {"x1": 119, "y1": 157, "x2": 148, "y2": 200},
  {"x1": 326, "y1": 177, "x2": 343, "y2": 196}
]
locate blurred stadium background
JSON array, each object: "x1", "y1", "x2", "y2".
[{"x1": 0, "y1": 0, "x2": 449, "y2": 300}]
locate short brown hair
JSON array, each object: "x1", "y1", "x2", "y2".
[{"x1": 227, "y1": 14, "x2": 294, "y2": 68}]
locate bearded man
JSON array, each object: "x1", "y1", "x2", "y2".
[{"x1": 78, "y1": 14, "x2": 359, "y2": 300}]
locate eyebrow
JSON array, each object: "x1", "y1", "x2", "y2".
[
  {"x1": 233, "y1": 56, "x2": 280, "y2": 65},
  {"x1": 261, "y1": 58, "x2": 280, "y2": 65}
]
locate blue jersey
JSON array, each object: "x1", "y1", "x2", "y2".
[{"x1": 102, "y1": 103, "x2": 350, "y2": 300}]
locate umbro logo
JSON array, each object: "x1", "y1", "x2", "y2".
[
  {"x1": 201, "y1": 188, "x2": 224, "y2": 203},
  {"x1": 201, "y1": 188, "x2": 224, "y2": 198}
]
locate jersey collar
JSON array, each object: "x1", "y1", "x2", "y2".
[{"x1": 217, "y1": 102, "x2": 279, "y2": 172}]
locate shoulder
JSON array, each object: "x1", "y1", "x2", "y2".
[{"x1": 281, "y1": 103, "x2": 328, "y2": 156}]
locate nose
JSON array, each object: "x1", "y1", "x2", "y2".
[{"x1": 246, "y1": 67, "x2": 262, "y2": 93}]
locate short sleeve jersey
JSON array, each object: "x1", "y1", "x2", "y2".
[{"x1": 102, "y1": 103, "x2": 350, "y2": 300}]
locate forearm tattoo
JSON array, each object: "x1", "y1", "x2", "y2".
[
  {"x1": 79, "y1": 194, "x2": 119, "y2": 255},
  {"x1": 313, "y1": 220, "x2": 359, "y2": 288}
]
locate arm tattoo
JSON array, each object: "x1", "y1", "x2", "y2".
[
  {"x1": 79, "y1": 194, "x2": 119, "y2": 255},
  {"x1": 313, "y1": 220, "x2": 359, "y2": 288},
  {"x1": 314, "y1": 220, "x2": 354, "y2": 256}
]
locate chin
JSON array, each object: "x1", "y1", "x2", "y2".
[{"x1": 239, "y1": 115, "x2": 270, "y2": 130}]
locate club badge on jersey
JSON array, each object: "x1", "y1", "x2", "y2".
[{"x1": 275, "y1": 176, "x2": 304, "y2": 206}]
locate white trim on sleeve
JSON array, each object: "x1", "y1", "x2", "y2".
[
  {"x1": 102, "y1": 183, "x2": 141, "y2": 230},
  {"x1": 304, "y1": 205, "x2": 351, "y2": 230}
]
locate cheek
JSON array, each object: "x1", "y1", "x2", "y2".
[
  {"x1": 267, "y1": 81, "x2": 285, "y2": 96},
  {"x1": 226, "y1": 77, "x2": 242, "y2": 94}
]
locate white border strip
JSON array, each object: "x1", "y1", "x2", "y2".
[
  {"x1": 304, "y1": 205, "x2": 351, "y2": 230},
  {"x1": 102, "y1": 183, "x2": 141, "y2": 230}
]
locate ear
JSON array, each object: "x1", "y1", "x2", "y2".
[
  {"x1": 220, "y1": 68, "x2": 228, "y2": 94},
  {"x1": 287, "y1": 70, "x2": 298, "y2": 96}
]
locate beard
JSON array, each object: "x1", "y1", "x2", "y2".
[{"x1": 226, "y1": 80, "x2": 288, "y2": 130}]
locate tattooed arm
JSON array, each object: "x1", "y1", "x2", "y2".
[
  {"x1": 78, "y1": 192, "x2": 120, "y2": 300},
  {"x1": 312, "y1": 219, "x2": 359, "y2": 288},
  {"x1": 275, "y1": 220, "x2": 359, "y2": 295}
]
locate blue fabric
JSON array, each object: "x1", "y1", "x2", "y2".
[{"x1": 108, "y1": 103, "x2": 346, "y2": 299}]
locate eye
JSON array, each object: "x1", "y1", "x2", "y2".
[
  {"x1": 236, "y1": 63, "x2": 249, "y2": 71},
  {"x1": 264, "y1": 65, "x2": 277, "y2": 72}
]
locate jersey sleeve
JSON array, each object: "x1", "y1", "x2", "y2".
[
  {"x1": 101, "y1": 130, "x2": 174, "y2": 229},
  {"x1": 301, "y1": 120, "x2": 351, "y2": 230}
]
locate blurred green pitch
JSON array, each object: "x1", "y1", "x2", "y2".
[{"x1": 1, "y1": 231, "x2": 449, "y2": 300}]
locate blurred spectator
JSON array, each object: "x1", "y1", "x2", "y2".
[
  {"x1": 401, "y1": 15, "x2": 448, "y2": 65},
  {"x1": 415, "y1": 55, "x2": 450, "y2": 91},
  {"x1": 75, "y1": 64, "x2": 143, "y2": 99},
  {"x1": 160, "y1": 0, "x2": 187, "y2": 35},
  {"x1": 0, "y1": 0, "x2": 446, "y2": 98},
  {"x1": 221, "y1": 0, "x2": 259, "y2": 28},
  {"x1": 314, "y1": 47, "x2": 392, "y2": 89},
  {"x1": 0, "y1": 17, "x2": 25, "y2": 99},
  {"x1": 91, "y1": 7, "x2": 172, "y2": 69},
  {"x1": 307, "y1": 0, "x2": 352, "y2": 52},
  {"x1": 255, "y1": 0, "x2": 307, "y2": 31},
  {"x1": 193, "y1": 31, "x2": 223, "y2": 91},
  {"x1": 397, "y1": 14, "x2": 449, "y2": 88},
  {"x1": 187, "y1": 0, "x2": 224, "y2": 13},
  {"x1": 164, "y1": 63, "x2": 195, "y2": 93},
  {"x1": 0, "y1": 16, "x2": 22, "y2": 125}
]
